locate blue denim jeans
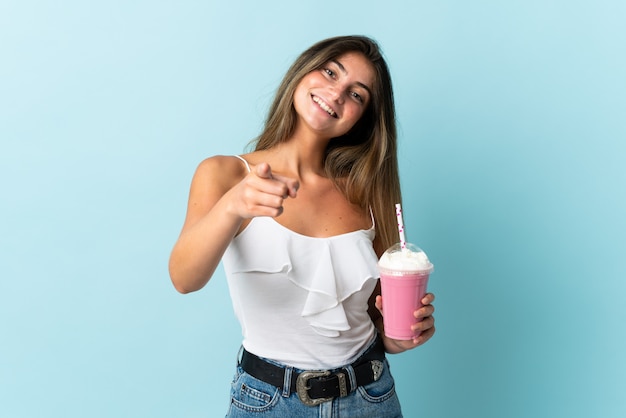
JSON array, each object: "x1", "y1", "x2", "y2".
[{"x1": 225, "y1": 345, "x2": 402, "y2": 417}]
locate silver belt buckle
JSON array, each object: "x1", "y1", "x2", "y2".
[{"x1": 296, "y1": 370, "x2": 332, "y2": 406}]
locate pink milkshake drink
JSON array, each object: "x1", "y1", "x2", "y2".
[{"x1": 378, "y1": 242, "x2": 434, "y2": 340}]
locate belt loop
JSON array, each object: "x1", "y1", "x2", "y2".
[
  {"x1": 344, "y1": 364, "x2": 357, "y2": 393},
  {"x1": 282, "y1": 366, "x2": 293, "y2": 398},
  {"x1": 236, "y1": 345, "x2": 244, "y2": 366}
]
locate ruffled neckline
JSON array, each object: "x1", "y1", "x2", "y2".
[
  {"x1": 228, "y1": 216, "x2": 379, "y2": 337},
  {"x1": 241, "y1": 216, "x2": 375, "y2": 241}
]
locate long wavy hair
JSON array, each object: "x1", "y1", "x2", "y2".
[{"x1": 254, "y1": 35, "x2": 401, "y2": 252}]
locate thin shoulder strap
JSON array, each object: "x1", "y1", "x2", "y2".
[
  {"x1": 369, "y1": 206, "x2": 376, "y2": 229},
  {"x1": 233, "y1": 155, "x2": 251, "y2": 173}
]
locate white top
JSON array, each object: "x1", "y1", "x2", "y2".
[{"x1": 221, "y1": 156, "x2": 379, "y2": 369}]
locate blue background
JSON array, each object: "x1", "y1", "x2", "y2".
[{"x1": 1, "y1": 1, "x2": 625, "y2": 417}]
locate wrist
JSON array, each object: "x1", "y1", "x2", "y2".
[{"x1": 373, "y1": 319, "x2": 407, "y2": 354}]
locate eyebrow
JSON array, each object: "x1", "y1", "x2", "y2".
[{"x1": 331, "y1": 59, "x2": 372, "y2": 97}]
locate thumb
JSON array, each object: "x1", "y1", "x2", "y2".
[
  {"x1": 375, "y1": 295, "x2": 383, "y2": 315},
  {"x1": 255, "y1": 162, "x2": 273, "y2": 179}
]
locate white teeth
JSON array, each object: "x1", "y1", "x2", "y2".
[{"x1": 312, "y1": 96, "x2": 336, "y2": 116}]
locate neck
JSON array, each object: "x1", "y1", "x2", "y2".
[{"x1": 274, "y1": 124, "x2": 332, "y2": 179}]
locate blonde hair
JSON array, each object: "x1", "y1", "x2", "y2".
[{"x1": 254, "y1": 35, "x2": 401, "y2": 251}]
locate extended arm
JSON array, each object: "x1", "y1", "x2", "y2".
[{"x1": 168, "y1": 156, "x2": 298, "y2": 293}]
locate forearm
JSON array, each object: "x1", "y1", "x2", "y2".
[{"x1": 168, "y1": 196, "x2": 242, "y2": 293}]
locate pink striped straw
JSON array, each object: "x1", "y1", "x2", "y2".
[{"x1": 395, "y1": 203, "x2": 406, "y2": 249}]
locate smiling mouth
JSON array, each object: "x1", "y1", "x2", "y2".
[{"x1": 312, "y1": 95, "x2": 337, "y2": 118}]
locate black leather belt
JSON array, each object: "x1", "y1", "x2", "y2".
[{"x1": 240, "y1": 337, "x2": 386, "y2": 406}]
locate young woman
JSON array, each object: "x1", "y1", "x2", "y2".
[{"x1": 169, "y1": 35, "x2": 436, "y2": 417}]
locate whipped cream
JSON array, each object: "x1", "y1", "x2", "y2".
[{"x1": 378, "y1": 243, "x2": 433, "y2": 273}]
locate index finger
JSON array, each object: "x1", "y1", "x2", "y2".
[{"x1": 268, "y1": 172, "x2": 299, "y2": 198}]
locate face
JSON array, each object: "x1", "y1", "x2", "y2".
[{"x1": 292, "y1": 52, "x2": 375, "y2": 139}]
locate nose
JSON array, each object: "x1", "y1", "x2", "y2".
[{"x1": 328, "y1": 86, "x2": 344, "y2": 104}]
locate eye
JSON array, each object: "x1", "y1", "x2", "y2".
[
  {"x1": 350, "y1": 91, "x2": 364, "y2": 103},
  {"x1": 323, "y1": 68, "x2": 336, "y2": 78}
]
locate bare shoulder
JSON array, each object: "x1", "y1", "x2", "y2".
[
  {"x1": 192, "y1": 155, "x2": 249, "y2": 192},
  {"x1": 196, "y1": 154, "x2": 249, "y2": 175},
  {"x1": 180, "y1": 155, "x2": 250, "y2": 228},
  {"x1": 185, "y1": 155, "x2": 248, "y2": 210}
]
